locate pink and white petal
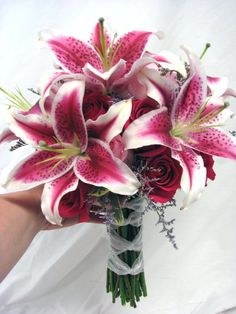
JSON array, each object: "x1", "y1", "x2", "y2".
[
  {"x1": 74, "y1": 139, "x2": 140, "y2": 195},
  {"x1": 207, "y1": 76, "x2": 228, "y2": 97},
  {"x1": 200, "y1": 99, "x2": 234, "y2": 125},
  {"x1": 41, "y1": 170, "x2": 79, "y2": 225},
  {"x1": 8, "y1": 112, "x2": 55, "y2": 146},
  {"x1": 52, "y1": 80, "x2": 87, "y2": 149},
  {"x1": 144, "y1": 50, "x2": 187, "y2": 77},
  {"x1": 3, "y1": 150, "x2": 75, "y2": 191},
  {"x1": 89, "y1": 21, "x2": 111, "y2": 53},
  {"x1": 38, "y1": 70, "x2": 68, "y2": 97},
  {"x1": 140, "y1": 67, "x2": 178, "y2": 106},
  {"x1": 86, "y1": 99, "x2": 132, "y2": 143},
  {"x1": 112, "y1": 56, "x2": 156, "y2": 97},
  {"x1": 172, "y1": 148, "x2": 206, "y2": 210},
  {"x1": 186, "y1": 127, "x2": 236, "y2": 160},
  {"x1": 171, "y1": 47, "x2": 207, "y2": 123},
  {"x1": 0, "y1": 128, "x2": 18, "y2": 144},
  {"x1": 223, "y1": 88, "x2": 236, "y2": 98},
  {"x1": 123, "y1": 107, "x2": 182, "y2": 150},
  {"x1": 111, "y1": 31, "x2": 153, "y2": 73},
  {"x1": 124, "y1": 73, "x2": 148, "y2": 99},
  {"x1": 40, "y1": 31, "x2": 103, "y2": 73},
  {"x1": 83, "y1": 59, "x2": 126, "y2": 87}
]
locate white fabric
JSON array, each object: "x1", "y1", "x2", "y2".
[{"x1": 0, "y1": 0, "x2": 236, "y2": 313}]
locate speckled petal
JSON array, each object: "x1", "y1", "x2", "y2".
[
  {"x1": 41, "y1": 170, "x2": 79, "y2": 225},
  {"x1": 110, "y1": 31, "x2": 152, "y2": 74},
  {"x1": 42, "y1": 32, "x2": 103, "y2": 73},
  {"x1": 123, "y1": 107, "x2": 182, "y2": 150},
  {"x1": 89, "y1": 21, "x2": 111, "y2": 54},
  {"x1": 186, "y1": 128, "x2": 236, "y2": 160},
  {"x1": 171, "y1": 48, "x2": 207, "y2": 123},
  {"x1": 3, "y1": 150, "x2": 75, "y2": 191},
  {"x1": 74, "y1": 138, "x2": 140, "y2": 195},
  {"x1": 172, "y1": 147, "x2": 206, "y2": 210},
  {"x1": 52, "y1": 80, "x2": 87, "y2": 150},
  {"x1": 86, "y1": 99, "x2": 132, "y2": 143}
]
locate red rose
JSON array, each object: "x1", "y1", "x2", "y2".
[
  {"x1": 83, "y1": 91, "x2": 112, "y2": 121},
  {"x1": 124, "y1": 98, "x2": 159, "y2": 128},
  {"x1": 140, "y1": 146, "x2": 182, "y2": 203},
  {"x1": 58, "y1": 181, "x2": 92, "y2": 222}
]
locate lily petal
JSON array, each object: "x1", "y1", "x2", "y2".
[
  {"x1": 8, "y1": 112, "x2": 55, "y2": 146},
  {"x1": 3, "y1": 149, "x2": 75, "y2": 191},
  {"x1": 172, "y1": 148, "x2": 206, "y2": 210},
  {"x1": 83, "y1": 59, "x2": 126, "y2": 89},
  {"x1": 144, "y1": 50, "x2": 187, "y2": 77},
  {"x1": 0, "y1": 128, "x2": 18, "y2": 144},
  {"x1": 207, "y1": 76, "x2": 228, "y2": 97},
  {"x1": 41, "y1": 170, "x2": 79, "y2": 225},
  {"x1": 171, "y1": 47, "x2": 207, "y2": 123},
  {"x1": 52, "y1": 80, "x2": 87, "y2": 150},
  {"x1": 123, "y1": 107, "x2": 182, "y2": 150},
  {"x1": 113, "y1": 57, "x2": 156, "y2": 99},
  {"x1": 90, "y1": 21, "x2": 111, "y2": 54},
  {"x1": 74, "y1": 138, "x2": 140, "y2": 195},
  {"x1": 110, "y1": 30, "x2": 152, "y2": 73},
  {"x1": 86, "y1": 99, "x2": 132, "y2": 143},
  {"x1": 40, "y1": 32, "x2": 103, "y2": 73},
  {"x1": 186, "y1": 127, "x2": 236, "y2": 160},
  {"x1": 141, "y1": 66, "x2": 178, "y2": 105}
]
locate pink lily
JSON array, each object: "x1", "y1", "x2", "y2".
[
  {"x1": 39, "y1": 19, "x2": 155, "y2": 93},
  {"x1": 124, "y1": 47, "x2": 236, "y2": 209},
  {"x1": 3, "y1": 79, "x2": 140, "y2": 224}
]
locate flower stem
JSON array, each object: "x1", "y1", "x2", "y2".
[{"x1": 106, "y1": 205, "x2": 147, "y2": 307}]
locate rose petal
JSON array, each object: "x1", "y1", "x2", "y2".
[{"x1": 74, "y1": 138, "x2": 140, "y2": 195}]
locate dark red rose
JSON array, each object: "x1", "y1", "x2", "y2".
[
  {"x1": 58, "y1": 181, "x2": 92, "y2": 222},
  {"x1": 124, "y1": 98, "x2": 159, "y2": 128},
  {"x1": 83, "y1": 91, "x2": 112, "y2": 121},
  {"x1": 140, "y1": 146, "x2": 182, "y2": 203},
  {"x1": 135, "y1": 144, "x2": 167, "y2": 158}
]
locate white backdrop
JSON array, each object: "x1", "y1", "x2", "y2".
[{"x1": 0, "y1": 1, "x2": 236, "y2": 313}]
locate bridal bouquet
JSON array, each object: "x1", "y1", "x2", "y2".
[{"x1": 1, "y1": 19, "x2": 236, "y2": 307}]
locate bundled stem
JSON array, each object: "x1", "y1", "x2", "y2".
[{"x1": 106, "y1": 207, "x2": 147, "y2": 308}]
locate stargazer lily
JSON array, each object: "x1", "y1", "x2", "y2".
[
  {"x1": 39, "y1": 18, "x2": 157, "y2": 94},
  {"x1": 123, "y1": 47, "x2": 236, "y2": 209},
  {"x1": 3, "y1": 79, "x2": 140, "y2": 224}
]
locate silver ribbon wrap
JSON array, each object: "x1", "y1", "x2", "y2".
[{"x1": 107, "y1": 197, "x2": 147, "y2": 275}]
